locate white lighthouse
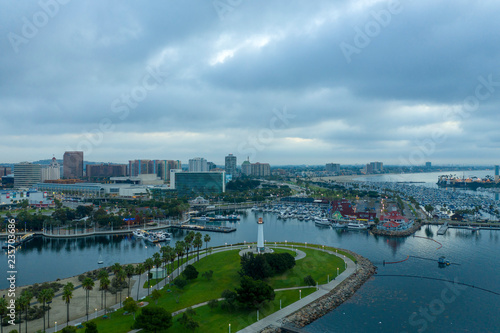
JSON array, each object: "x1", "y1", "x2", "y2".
[{"x1": 257, "y1": 217, "x2": 265, "y2": 253}]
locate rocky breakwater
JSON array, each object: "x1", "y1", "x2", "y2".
[
  {"x1": 279, "y1": 249, "x2": 376, "y2": 330},
  {"x1": 371, "y1": 220, "x2": 423, "y2": 237}
]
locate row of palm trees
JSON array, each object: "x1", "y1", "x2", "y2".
[
  {"x1": 0, "y1": 284, "x2": 61, "y2": 333},
  {"x1": 0, "y1": 232, "x2": 212, "y2": 332}
]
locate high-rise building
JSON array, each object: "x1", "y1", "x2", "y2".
[
  {"x1": 326, "y1": 163, "x2": 340, "y2": 173},
  {"x1": 425, "y1": 162, "x2": 432, "y2": 169},
  {"x1": 63, "y1": 151, "x2": 83, "y2": 178},
  {"x1": 128, "y1": 159, "x2": 151, "y2": 176},
  {"x1": 87, "y1": 163, "x2": 127, "y2": 179},
  {"x1": 129, "y1": 159, "x2": 181, "y2": 180},
  {"x1": 189, "y1": 157, "x2": 208, "y2": 172},
  {"x1": 240, "y1": 158, "x2": 270, "y2": 177},
  {"x1": 170, "y1": 170, "x2": 225, "y2": 197},
  {"x1": 42, "y1": 157, "x2": 61, "y2": 181},
  {"x1": 495, "y1": 165, "x2": 499, "y2": 183},
  {"x1": 241, "y1": 158, "x2": 251, "y2": 176},
  {"x1": 251, "y1": 162, "x2": 271, "y2": 177},
  {"x1": 366, "y1": 161, "x2": 383, "y2": 174},
  {"x1": 14, "y1": 162, "x2": 42, "y2": 188},
  {"x1": 0, "y1": 167, "x2": 12, "y2": 176},
  {"x1": 225, "y1": 154, "x2": 237, "y2": 176}
]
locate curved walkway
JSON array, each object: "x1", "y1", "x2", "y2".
[
  {"x1": 236, "y1": 246, "x2": 357, "y2": 333},
  {"x1": 43, "y1": 244, "x2": 353, "y2": 333}
]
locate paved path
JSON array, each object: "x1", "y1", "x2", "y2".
[
  {"x1": 43, "y1": 244, "x2": 353, "y2": 333},
  {"x1": 236, "y1": 246, "x2": 357, "y2": 333}
]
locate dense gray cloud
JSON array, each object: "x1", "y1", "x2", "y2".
[{"x1": 1, "y1": 0, "x2": 499, "y2": 165}]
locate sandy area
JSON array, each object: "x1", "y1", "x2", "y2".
[{"x1": 1, "y1": 272, "x2": 135, "y2": 333}]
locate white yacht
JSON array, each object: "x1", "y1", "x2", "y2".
[
  {"x1": 347, "y1": 221, "x2": 368, "y2": 230},
  {"x1": 133, "y1": 229, "x2": 144, "y2": 238}
]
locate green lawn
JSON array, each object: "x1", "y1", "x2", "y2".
[
  {"x1": 267, "y1": 247, "x2": 345, "y2": 289},
  {"x1": 168, "y1": 288, "x2": 317, "y2": 332},
  {"x1": 66, "y1": 245, "x2": 350, "y2": 333}
]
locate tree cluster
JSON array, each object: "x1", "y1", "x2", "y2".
[{"x1": 239, "y1": 252, "x2": 295, "y2": 280}]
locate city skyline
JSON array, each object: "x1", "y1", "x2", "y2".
[{"x1": 1, "y1": 1, "x2": 500, "y2": 165}]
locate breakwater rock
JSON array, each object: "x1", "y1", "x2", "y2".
[
  {"x1": 278, "y1": 249, "x2": 376, "y2": 330},
  {"x1": 370, "y1": 220, "x2": 422, "y2": 237}
]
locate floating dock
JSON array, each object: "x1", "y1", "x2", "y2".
[
  {"x1": 170, "y1": 224, "x2": 236, "y2": 233},
  {"x1": 437, "y1": 222, "x2": 449, "y2": 235}
]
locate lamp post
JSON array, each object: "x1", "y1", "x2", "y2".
[
  {"x1": 95, "y1": 308, "x2": 97, "y2": 319},
  {"x1": 55, "y1": 322, "x2": 57, "y2": 332},
  {"x1": 305, "y1": 242, "x2": 307, "y2": 248},
  {"x1": 337, "y1": 267, "x2": 339, "y2": 277},
  {"x1": 299, "y1": 289, "x2": 302, "y2": 300},
  {"x1": 229, "y1": 324, "x2": 231, "y2": 333}
]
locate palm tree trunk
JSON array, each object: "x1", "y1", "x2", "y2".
[
  {"x1": 104, "y1": 291, "x2": 107, "y2": 315},
  {"x1": 42, "y1": 301, "x2": 46, "y2": 332},
  {"x1": 128, "y1": 277, "x2": 131, "y2": 297},
  {"x1": 86, "y1": 291, "x2": 89, "y2": 322},
  {"x1": 67, "y1": 302, "x2": 70, "y2": 323},
  {"x1": 137, "y1": 274, "x2": 141, "y2": 300},
  {"x1": 25, "y1": 307, "x2": 28, "y2": 333},
  {"x1": 47, "y1": 306, "x2": 50, "y2": 328}
]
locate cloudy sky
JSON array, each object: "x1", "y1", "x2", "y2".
[{"x1": 1, "y1": 0, "x2": 500, "y2": 166}]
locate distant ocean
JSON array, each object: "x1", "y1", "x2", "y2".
[{"x1": 355, "y1": 170, "x2": 494, "y2": 188}]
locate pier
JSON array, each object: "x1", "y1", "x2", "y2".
[{"x1": 437, "y1": 222, "x2": 449, "y2": 235}]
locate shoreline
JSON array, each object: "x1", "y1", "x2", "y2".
[{"x1": 277, "y1": 249, "x2": 376, "y2": 330}]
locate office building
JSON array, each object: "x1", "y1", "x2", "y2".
[
  {"x1": 225, "y1": 154, "x2": 237, "y2": 176},
  {"x1": 0, "y1": 167, "x2": 12, "y2": 176},
  {"x1": 326, "y1": 163, "x2": 340, "y2": 173},
  {"x1": 14, "y1": 162, "x2": 42, "y2": 188},
  {"x1": 87, "y1": 163, "x2": 127, "y2": 179},
  {"x1": 63, "y1": 151, "x2": 83, "y2": 178},
  {"x1": 170, "y1": 170, "x2": 225, "y2": 197},
  {"x1": 41, "y1": 157, "x2": 61, "y2": 181},
  {"x1": 189, "y1": 157, "x2": 208, "y2": 172},
  {"x1": 495, "y1": 165, "x2": 499, "y2": 183},
  {"x1": 425, "y1": 162, "x2": 432, "y2": 169}
]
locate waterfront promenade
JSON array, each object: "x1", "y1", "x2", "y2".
[{"x1": 18, "y1": 244, "x2": 359, "y2": 333}]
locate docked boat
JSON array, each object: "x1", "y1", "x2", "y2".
[
  {"x1": 133, "y1": 229, "x2": 145, "y2": 238},
  {"x1": 332, "y1": 222, "x2": 347, "y2": 228},
  {"x1": 155, "y1": 231, "x2": 172, "y2": 241},
  {"x1": 467, "y1": 225, "x2": 480, "y2": 231},
  {"x1": 314, "y1": 217, "x2": 331, "y2": 226},
  {"x1": 347, "y1": 222, "x2": 368, "y2": 230},
  {"x1": 98, "y1": 255, "x2": 104, "y2": 264}
]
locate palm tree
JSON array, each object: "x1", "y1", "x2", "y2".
[
  {"x1": 97, "y1": 269, "x2": 109, "y2": 309},
  {"x1": 144, "y1": 258, "x2": 154, "y2": 296},
  {"x1": 0, "y1": 297, "x2": 8, "y2": 333},
  {"x1": 193, "y1": 232, "x2": 203, "y2": 262},
  {"x1": 117, "y1": 269, "x2": 127, "y2": 306},
  {"x1": 125, "y1": 264, "x2": 135, "y2": 298},
  {"x1": 37, "y1": 288, "x2": 50, "y2": 332},
  {"x1": 169, "y1": 247, "x2": 176, "y2": 280},
  {"x1": 111, "y1": 262, "x2": 122, "y2": 276},
  {"x1": 160, "y1": 246, "x2": 172, "y2": 287},
  {"x1": 99, "y1": 276, "x2": 110, "y2": 315},
  {"x1": 45, "y1": 288, "x2": 55, "y2": 328},
  {"x1": 152, "y1": 252, "x2": 162, "y2": 288},
  {"x1": 135, "y1": 263, "x2": 145, "y2": 300},
  {"x1": 62, "y1": 282, "x2": 74, "y2": 324},
  {"x1": 82, "y1": 277, "x2": 95, "y2": 322},
  {"x1": 184, "y1": 231, "x2": 195, "y2": 263},
  {"x1": 204, "y1": 234, "x2": 211, "y2": 253},
  {"x1": 175, "y1": 241, "x2": 185, "y2": 272},
  {"x1": 21, "y1": 290, "x2": 33, "y2": 333}
]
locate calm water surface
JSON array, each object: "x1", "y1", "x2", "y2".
[{"x1": 2, "y1": 174, "x2": 499, "y2": 332}]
